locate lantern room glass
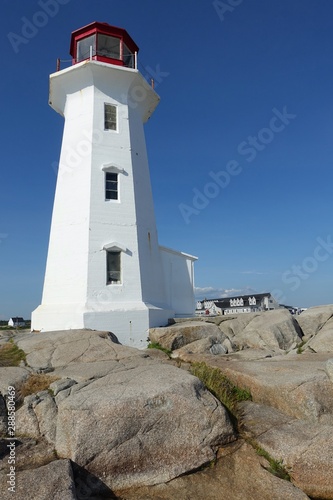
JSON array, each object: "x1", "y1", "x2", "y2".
[
  {"x1": 77, "y1": 34, "x2": 96, "y2": 62},
  {"x1": 76, "y1": 32, "x2": 135, "y2": 68},
  {"x1": 123, "y1": 42, "x2": 134, "y2": 68},
  {"x1": 97, "y1": 34, "x2": 120, "y2": 60}
]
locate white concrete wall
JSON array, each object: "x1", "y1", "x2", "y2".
[
  {"x1": 160, "y1": 246, "x2": 197, "y2": 317},
  {"x1": 40, "y1": 86, "x2": 93, "y2": 306}
]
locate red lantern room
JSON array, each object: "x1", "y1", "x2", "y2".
[{"x1": 69, "y1": 21, "x2": 139, "y2": 69}]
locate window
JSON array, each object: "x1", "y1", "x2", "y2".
[
  {"x1": 105, "y1": 172, "x2": 118, "y2": 200},
  {"x1": 105, "y1": 104, "x2": 117, "y2": 131},
  {"x1": 97, "y1": 34, "x2": 120, "y2": 60},
  {"x1": 77, "y1": 34, "x2": 96, "y2": 62},
  {"x1": 107, "y1": 251, "x2": 121, "y2": 284}
]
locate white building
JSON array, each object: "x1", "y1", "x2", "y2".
[
  {"x1": 196, "y1": 293, "x2": 280, "y2": 316},
  {"x1": 8, "y1": 317, "x2": 25, "y2": 327},
  {"x1": 32, "y1": 22, "x2": 197, "y2": 347}
]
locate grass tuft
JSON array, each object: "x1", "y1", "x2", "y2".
[
  {"x1": 296, "y1": 340, "x2": 306, "y2": 354},
  {"x1": 147, "y1": 342, "x2": 172, "y2": 357},
  {"x1": 17, "y1": 374, "x2": 59, "y2": 405},
  {"x1": 251, "y1": 441, "x2": 291, "y2": 481},
  {"x1": 0, "y1": 342, "x2": 26, "y2": 367},
  {"x1": 190, "y1": 363, "x2": 291, "y2": 482},
  {"x1": 19, "y1": 374, "x2": 59, "y2": 398},
  {"x1": 190, "y1": 362, "x2": 252, "y2": 414}
]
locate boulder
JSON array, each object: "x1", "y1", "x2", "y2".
[
  {"x1": 49, "y1": 377, "x2": 77, "y2": 396},
  {"x1": 16, "y1": 330, "x2": 140, "y2": 371},
  {"x1": 304, "y1": 319, "x2": 333, "y2": 352},
  {"x1": 0, "y1": 437, "x2": 56, "y2": 473},
  {"x1": 149, "y1": 322, "x2": 223, "y2": 350},
  {"x1": 173, "y1": 351, "x2": 333, "y2": 423},
  {"x1": 221, "y1": 337, "x2": 236, "y2": 353},
  {"x1": 239, "y1": 402, "x2": 333, "y2": 499},
  {"x1": 16, "y1": 391, "x2": 57, "y2": 443},
  {"x1": 234, "y1": 309, "x2": 303, "y2": 351},
  {"x1": 297, "y1": 304, "x2": 333, "y2": 338},
  {"x1": 210, "y1": 343, "x2": 227, "y2": 355},
  {"x1": 55, "y1": 362, "x2": 236, "y2": 490},
  {"x1": 152, "y1": 310, "x2": 303, "y2": 355},
  {"x1": 14, "y1": 329, "x2": 236, "y2": 491},
  {"x1": 118, "y1": 440, "x2": 309, "y2": 500},
  {"x1": 171, "y1": 336, "x2": 227, "y2": 358},
  {"x1": 218, "y1": 313, "x2": 260, "y2": 338},
  {"x1": 306, "y1": 330, "x2": 333, "y2": 353},
  {"x1": 0, "y1": 459, "x2": 76, "y2": 500},
  {"x1": 296, "y1": 305, "x2": 333, "y2": 352},
  {"x1": 0, "y1": 367, "x2": 30, "y2": 397}
]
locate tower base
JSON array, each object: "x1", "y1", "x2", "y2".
[{"x1": 31, "y1": 302, "x2": 174, "y2": 348}]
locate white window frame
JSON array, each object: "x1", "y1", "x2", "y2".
[
  {"x1": 103, "y1": 242, "x2": 128, "y2": 286},
  {"x1": 105, "y1": 172, "x2": 118, "y2": 201},
  {"x1": 106, "y1": 250, "x2": 121, "y2": 285},
  {"x1": 104, "y1": 103, "x2": 117, "y2": 131},
  {"x1": 101, "y1": 164, "x2": 124, "y2": 203}
]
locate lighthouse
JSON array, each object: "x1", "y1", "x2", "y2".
[{"x1": 32, "y1": 22, "x2": 197, "y2": 347}]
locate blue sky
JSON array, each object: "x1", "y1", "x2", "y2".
[{"x1": 1, "y1": 0, "x2": 333, "y2": 320}]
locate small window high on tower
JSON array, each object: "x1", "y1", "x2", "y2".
[
  {"x1": 105, "y1": 172, "x2": 118, "y2": 200},
  {"x1": 104, "y1": 104, "x2": 117, "y2": 131}
]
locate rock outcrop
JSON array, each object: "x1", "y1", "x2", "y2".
[
  {"x1": 297, "y1": 305, "x2": 333, "y2": 352},
  {"x1": 119, "y1": 441, "x2": 310, "y2": 500},
  {"x1": 231, "y1": 309, "x2": 303, "y2": 351},
  {"x1": 1, "y1": 304, "x2": 333, "y2": 499},
  {"x1": 16, "y1": 391, "x2": 58, "y2": 443},
  {"x1": 0, "y1": 367, "x2": 30, "y2": 396},
  {"x1": 172, "y1": 351, "x2": 333, "y2": 423},
  {"x1": 149, "y1": 321, "x2": 224, "y2": 350},
  {"x1": 239, "y1": 401, "x2": 333, "y2": 499},
  {"x1": 159, "y1": 309, "x2": 303, "y2": 357},
  {"x1": 12, "y1": 330, "x2": 236, "y2": 491},
  {"x1": 0, "y1": 459, "x2": 77, "y2": 500},
  {"x1": 56, "y1": 365, "x2": 235, "y2": 490},
  {"x1": 297, "y1": 304, "x2": 333, "y2": 338}
]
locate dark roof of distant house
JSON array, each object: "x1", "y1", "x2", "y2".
[
  {"x1": 10, "y1": 317, "x2": 24, "y2": 322},
  {"x1": 198, "y1": 293, "x2": 272, "y2": 305}
]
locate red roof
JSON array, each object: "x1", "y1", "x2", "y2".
[{"x1": 69, "y1": 21, "x2": 139, "y2": 58}]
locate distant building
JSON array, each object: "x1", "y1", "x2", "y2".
[
  {"x1": 196, "y1": 293, "x2": 280, "y2": 316},
  {"x1": 8, "y1": 317, "x2": 26, "y2": 327},
  {"x1": 280, "y1": 304, "x2": 307, "y2": 315}
]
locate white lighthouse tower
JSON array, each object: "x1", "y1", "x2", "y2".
[{"x1": 32, "y1": 22, "x2": 197, "y2": 347}]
